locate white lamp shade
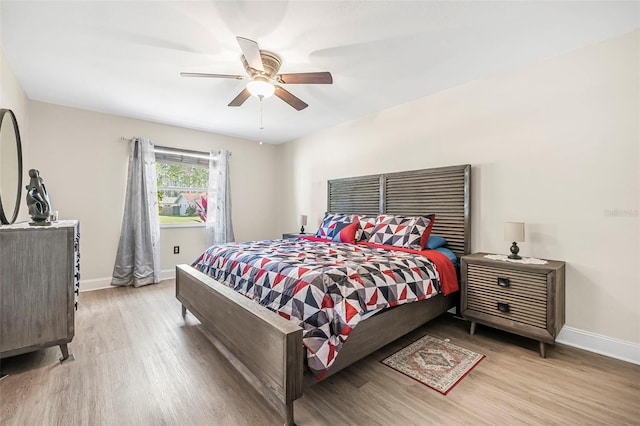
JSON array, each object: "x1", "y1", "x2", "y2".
[
  {"x1": 504, "y1": 222, "x2": 525, "y2": 242},
  {"x1": 247, "y1": 80, "x2": 275, "y2": 98},
  {"x1": 299, "y1": 215, "x2": 308, "y2": 226}
]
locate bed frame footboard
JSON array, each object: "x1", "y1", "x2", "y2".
[{"x1": 176, "y1": 265, "x2": 303, "y2": 425}]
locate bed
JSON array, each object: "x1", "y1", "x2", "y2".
[{"x1": 176, "y1": 164, "x2": 471, "y2": 425}]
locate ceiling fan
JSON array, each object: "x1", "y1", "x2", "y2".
[{"x1": 181, "y1": 36, "x2": 333, "y2": 111}]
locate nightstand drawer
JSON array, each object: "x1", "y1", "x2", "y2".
[
  {"x1": 466, "y1": 287, "x2": 547, "y2": 328},
  {"x1": 467, "y1": 264, "x2": 547, "y2": 300}
]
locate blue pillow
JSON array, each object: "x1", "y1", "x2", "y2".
[
  {"x1": 435, "y1": 247, "x2": 458, "y2": 268},
  {"x1": 426, "y1": 235, "x2": 447, "y2": 250}
]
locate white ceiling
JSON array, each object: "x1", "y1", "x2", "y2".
[{"x1": 1, "y1": 1, "x2": 638, "y2": 144}]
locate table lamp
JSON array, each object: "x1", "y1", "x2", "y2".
[
  {"x1": 504, "y1": 222, "x2": 525, "y2": 259},
  {"x1": 299, "y1": 215, "x2": 307, "y2": 234}
]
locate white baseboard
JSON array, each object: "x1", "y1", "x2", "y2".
[
  {"x1": 449, "y1": 308, "x2": 638, "y2": 365},
  {"x1": 79, "y1": 269, "x2": 176, "y2": 292},
  {"x1": 557, "y1": 326, "x2": 640, "y2": 365}
]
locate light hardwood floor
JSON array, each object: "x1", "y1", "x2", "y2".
[{"x1": 1, "y1": 279, "x2": 638, "y2": 425}]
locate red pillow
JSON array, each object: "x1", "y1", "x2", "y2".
[{"x1": 331, "y1": 222, "x2": 359, "y2": 244}]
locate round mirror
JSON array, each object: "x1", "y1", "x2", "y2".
[{"x1": 0, "y1": 109, "x2": 23, "y2": 225}]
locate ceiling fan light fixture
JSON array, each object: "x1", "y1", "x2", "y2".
[{"x1": 247, "y1": 80, "x2": 275, "y2": 98}]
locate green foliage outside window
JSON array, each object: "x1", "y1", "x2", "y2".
[{"x1": 156, "y1": 163, "x2": 209, "y2": 189}]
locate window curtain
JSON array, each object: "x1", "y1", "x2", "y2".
[
  {"x1": 111, "y1": 137, "x2": 161, "y2": 287},
  {"x1": 205, "y1": 149, "x2": 234, "y2": 247}
]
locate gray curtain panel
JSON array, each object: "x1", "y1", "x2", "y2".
[
  {"x1": 205, "y1": 149, "x2": 234, "y2": 248},
  {"x1": 111, "y1": 137, "x2": 161, "y2": 287}
]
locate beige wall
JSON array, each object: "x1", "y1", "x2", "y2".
[
  {"x1": 27, "y1": 102, "x2": 280, "y2": 286},
  {"x1": 1, "y1": 46, "x2": 29, "y2": 223},
  {"x1": 276, "y1": 31, "x2": 640, "y2": 344}
]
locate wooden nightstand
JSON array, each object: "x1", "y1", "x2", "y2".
[
  {"x1": 460, "y1": 252, "x2": 565, "y2": 357},
  {"x1": 282, "y1": 233, "x2": 310, "y2": 239}
]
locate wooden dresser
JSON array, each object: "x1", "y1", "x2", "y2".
[
  {"x1": 460, "y1": 252, "x2": 565, "y2": 357},
  {"x1": 0, "y1": 220, "x2": 79, "y2": 361}
]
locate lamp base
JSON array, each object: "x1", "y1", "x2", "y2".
[
  {"x1": 300, "y1": 225, "x2": 305, "y2": 234},
  {"x1": 508, "y1": 242, "x2": 521, "y2": 259}
]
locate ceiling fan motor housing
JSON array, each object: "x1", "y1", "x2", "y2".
[{"x1": 242, "y1": 51, "x2": 281, "y2": 80}]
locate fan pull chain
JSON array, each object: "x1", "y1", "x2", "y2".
[{"x1": 259, "y1": 97, "x2": 264, "y2": 145}]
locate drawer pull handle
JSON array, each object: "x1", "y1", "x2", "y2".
[
  {"x1": 497, "y1": 276, "x2": 510, "y2": 287},
  {"x1": 497, "y1": 302, "x2": 510, "y2": 313}
]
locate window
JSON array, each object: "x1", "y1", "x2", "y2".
[{"x1": 155, "y1": 147, "x2": 210, "y2": 226}]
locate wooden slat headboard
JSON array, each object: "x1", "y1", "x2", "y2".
[
  {"x1": 327, "y1": 164, "x2": 471, "y2": 257},
  {"x1": 328, "y1": 175, "x2": 381, "y2": 216}
]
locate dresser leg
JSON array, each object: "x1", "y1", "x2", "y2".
[
  {"x1": 182, "y1": 304, "x2": 187, "y2": 318},
  {"x1": 539, "y1": 342, "x2": 546, "y2": 358},
  {"x1": 470, "y1": 321, "x2": 477, "y2": 336},
  {"x1": 60, "y1": 343, "x2": 69, "y2": 360},
  {"x1": 59, "y1": 344, "x2": 75, "y2": 363}
]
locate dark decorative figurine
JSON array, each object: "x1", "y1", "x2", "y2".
[{"x1": 26, "y1": 169, "x2": 52, "y2": 225}]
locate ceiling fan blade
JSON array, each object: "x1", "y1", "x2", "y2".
[
  {"x1": 277, "y1": 72, "x2": 333, "y2": 84},
  {"x1": 274, "y1": 86, "x2": 308, "y2": 111},
  {"x1": 180, "y1": 72, "x2": 245, "y2": 80},
  {"x1": 236, "y1": 36, "x2": 264, "y2": 72},
  {"x1": 228, "y1": 88, "x2": 251, "y2": 107}
]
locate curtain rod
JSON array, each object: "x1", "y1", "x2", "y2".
[{"x1": 119, "y1": 137, "x2": 231, "y2": 156}]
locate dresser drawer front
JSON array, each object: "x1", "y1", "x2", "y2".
[{"x1": 466, "y1": 263, "x2": 548, "y2": 328}]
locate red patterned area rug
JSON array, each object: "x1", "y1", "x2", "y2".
[{"x1": 381, "y1": 335, "x2": 485, "y2": 395}]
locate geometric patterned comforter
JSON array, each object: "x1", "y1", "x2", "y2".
[{"x1": 192, "y1": 238, "x2": 445, "y2": 379}]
